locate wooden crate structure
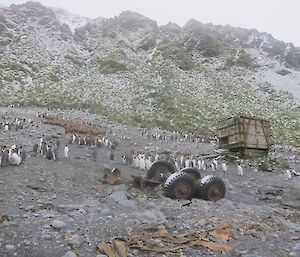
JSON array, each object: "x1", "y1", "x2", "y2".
[{"x1": 217, "y1": 115, "x2": 271, "y2": 157}]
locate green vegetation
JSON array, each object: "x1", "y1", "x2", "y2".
[
  {"x1": 159, "y1": 46, "x2": 195, "y2": 70},
  {"x1": 235, "y1": 49, "x2": 255, "y2": 67},
  {"x1": 198, "y1": 35, "x2": 222, "y2": 57},
  {"x1": 1, "y1": 49, "x2": 299, "y2": 148},
  {"x1": 98, "y1": 59, "x2": 128, "y2": 74},
  {"x1": 139, "y1": 37, "x2": 156, "y2": 51}
]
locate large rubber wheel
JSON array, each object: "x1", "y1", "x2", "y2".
[
  {"x1": 196, "y1": 175, "x2": 226, "y2": 202},
  {"x1": 164, "y1": 172, "x2": 196, "y2": 200},
  {"x1": 146, "y1": 160, "x2": 175, "y2": 182},
  {"x1": 179, "y1": 167, "x2": 201, "y2": 180}
]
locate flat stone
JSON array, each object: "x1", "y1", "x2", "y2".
[
  {"x1": 62, "y1": 251, "x2": 77, "y2": 257},
  {"x1": 25, "y1": 206, "x2": 35, "y2": 212},
  {"x1": 119, "y1": 200, "x2": 137, "y2": 208},
  {"x1": 282, "y1": 187, "x2": 300, "y2": 208},
  {"x1": 108, "y1": 191, "x2": 128, "y2": 202},
  {"x1": 82, "y1": 199, "x2": 101, "y2": 208},
  {"x1": 135, "y1": 210, "x2": 166, "y2": 223},
  {"x1": 273, "y1": 216, "x2": 300, "y2": 232},
  {"x1": 57, "y1": 204, "x2": 84, "y2": 211},
  {"x1": 293, "y1": 243, "x2": 300, "y2": 251},
  {"x1": 5, "y1": 244, "x2": 15, "y2": 251},
  {"x1": 51, "y1": 220, "x2": 66, "y2": 229},
  {"x1": 67, "y1": 234, "x2": 82, "y2": 248},
  {"x1": 100, "y1": 208, "x2": 113, "y2": 216},
  {"x1": 218, "y1": 199, "x2": 236, "y2": 212},
  {"x1": 24, "y1": 240, "x2": 31, "y2": 246},
  {"x1": 41, "y1": 234, "x2": 52, "y2": 240}
]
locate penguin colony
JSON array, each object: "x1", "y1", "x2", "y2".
[{"x1": 1, "y1": 108, "x2": 299, "y2": 180}]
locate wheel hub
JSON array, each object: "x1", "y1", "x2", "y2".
[
  {"x1": 174, "y1": 181, "x2": 192, "y2": 199},
  {"x1": 207, "y1": 185, "x2": 222, "y2": 201}
]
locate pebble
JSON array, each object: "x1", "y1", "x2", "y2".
[
  {"x1": 57, "y1": 204, "x2": 84, "y2": 211},
  {"x1": 5, "y1": 244, "x2": 15, "y2": 251},
  {"x1": 119, "y1": 199, "x2": 137, "y2": 208},
  {"x1": 50, "y1": 220, "x2": 67, "y2": 229},
  {"x1": 43, "y1": 213, "x2": 55, "y2": 219},
  {"x1": 218, "y1": 199, "x2": 236, "y2": 212},
  {"x1": 293, "y1": 243, "x2": 300, "y2": 251},
  {"x1": 25, "y1": 205, "x2": 35, "y2": 212},
  {"x1": 101, "y1": 208, "x2": 113, "y2": 216},
  {"x1": 41, "y1": 234, "x2": 52, "y2": 240},
  {"x1": 108, "y1": 191, "x2": 128, "y2": 202},
  {"x1": 62, "y1": 251, "x2": 77, "y2": 257},
  {"x1": 24, "y1": 240, "x2": 31, "y2": 246},
  {"x1": 67, "y1": 234, "x2": 82, "y2": 248}
]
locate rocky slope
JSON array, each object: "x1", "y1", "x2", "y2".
[
  {"x1": 0, "y1": 106, "x2": 300, "y2": 257},
  {"x1": 0, "y1": 1, "x2": 299, "y2": 146}
]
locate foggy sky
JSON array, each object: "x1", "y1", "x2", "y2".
[{"x1": 1, "y1": 0, "x2": 299, "y2": 47}]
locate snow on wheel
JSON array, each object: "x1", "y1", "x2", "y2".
[
  {"x1": 196, "y1": 175, "x2": 226, "y2": 202},
  {"x1": 164, "y1": 172, "x2": 196, "y2": 200},
  {"x1": 146, "y1": 160, "x2": 175, "y2": 182}
]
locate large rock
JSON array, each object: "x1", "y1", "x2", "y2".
[
  {"x1": 108, "y1": 191, "x2": 129, "y2": 202},
  {"x1": 281, "y1": 187, "x2": 300, "y2": 208},
  {"x1": 50, "y1": 220, "x2": 66, "y2": 229},
  {"x1": 61, "y1": 251, "x2": 77, "y2": 257},
  {"x1": 217, "y1": 199, "x2": 236, "y2": 212}
]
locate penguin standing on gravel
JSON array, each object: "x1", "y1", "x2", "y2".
[
  {"x1": 64, "y1": 145, "x2": 70, "y2": 158},
  {"x1": 192, "y1": 157, "x2": 197, "y2": 168},
  {"x1": 18, "y1": 146, "x2": 26, "y2": 163},
  {"x1": 109, "y1": 150, "x2": 114, "y2": 161},
  {"x1": 91, "y1": 147, "x2": 97, "y2": 161},
  {"x1": 213, "y1": 159, "x2": 218, "y2": 170},
  {"x1": 52, "y1": 145, "x2": 57, "y2": 161},
  {"x1": 45, "y1": 145, "x2": 54, "y2": 160},
  {"x1": 4, "y1": 123, "x2": 9, "y2": 132},
  {"x1": 284, "y1": 170, "x2": 292, "y2": 179},
  {"x1": 185, "y1": 157, "x2": 191, "y2": 168},
  {"x1": 0, "y1": 147, "x2": 4, "y2": 166},
  {"x1": 2, "y1": 146, "x2": 9, "y2": 166},
  {"x1": 221, "y1": 160, "x2": 227, "y2": 173},
  {"x1": 180, "y1": 155, "x2": 184, "y2": 169},
  {"x1": 237, "y1": 161, "x2": 243, "y2": 176},
  {"x1": 174, "y1": 158, "x2": 180, "y2": 171},
  {"x1": 145, "y1": 156, "x2": 152, "y2": 170},
  {"x1": 210, "y1": 162, "x2": 216, "y2": 172},
  {"x1": 32, "y1": 144, "x2": 38, "y2": 156},
  {"x1": 201, "y1": 160, "x2": 206, "y2": 171},
  {"x1": 39, "y1": 136, "x2": 44, "y2": 155},
  {"x1": 134, "y1": 154, "x2": 139, "y2": 168},
  {"x1": 139, "y1": 154, "x2": 146, "y2": 170}
]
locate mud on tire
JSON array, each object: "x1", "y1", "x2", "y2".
[
  {"x1": 196, "y1": 175, "x2": 226, "y2": 202},
  {"x1": 164, "y1": 172, "x2": 196, "y2": 200},
  {"x1": 146, "y1": 160, "x2": 175, "y2": 182}
]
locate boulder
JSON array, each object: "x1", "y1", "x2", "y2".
[{"x1": 281, "y1": 187, "x2": 300, "y2": 208}]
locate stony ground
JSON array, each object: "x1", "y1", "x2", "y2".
[{"x1": 1, "y1": 106, "x2": 300, "y2": 257}]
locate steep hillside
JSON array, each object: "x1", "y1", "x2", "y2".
[{"x1": 0, "y1": 2, "x2": 299, "y2": 146}]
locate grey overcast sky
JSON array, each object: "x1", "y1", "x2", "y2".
[{"x1": 1, "y1": 0, "x2": 300, "y2": 46}]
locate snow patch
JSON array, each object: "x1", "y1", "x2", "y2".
[{"x1": 52, "y1": 8, "x2": 91, "y2": 33}]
